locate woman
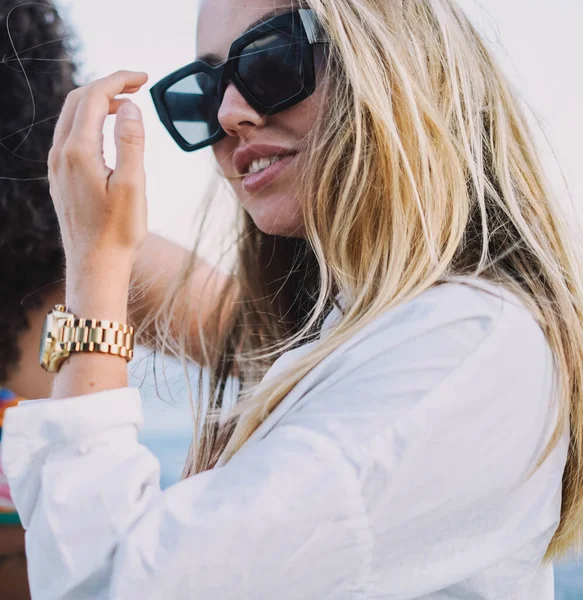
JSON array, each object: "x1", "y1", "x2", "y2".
[
  {"x1": 0, "y1": 1, "x2": 79, "y2": 597},
  {"x1": 3, "y1": 0, "x2": 583, "y2": 598}
]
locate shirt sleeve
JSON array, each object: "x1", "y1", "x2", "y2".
[{"x1": 2, "y1": 388, "x2": 370, "y2": 600}]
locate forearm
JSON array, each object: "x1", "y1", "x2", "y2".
[
  {"x1": 46, "y1": 71, "x2": 235, "y2": 398},
  {"x1": 130, "y1": 233, "x2": 234, "y2": 363},
  {"x1": 52, "y1": 255, "x2": 132, "y2": 399},
  {"x1": 129, "y1": 232, "x2": 193, "y2": 331}
]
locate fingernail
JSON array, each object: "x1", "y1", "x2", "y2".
[{"x1": 121, "y1": 102, "x2": 141, "y2": 120}]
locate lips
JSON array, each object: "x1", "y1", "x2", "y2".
[
  {"x1": 241, "y1": 153, "x2": 298, "y2": 194},
  {"x1": 233, "y1": 144, "x2": 298, "y2": 176}
]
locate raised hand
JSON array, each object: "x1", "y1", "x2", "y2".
[{"x1": 48, "y1": 70, "x2": 150, "y2": 273}]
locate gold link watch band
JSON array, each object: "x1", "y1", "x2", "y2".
[
  {"x1": 39, "y1": 305, "x2": 135, "y2": 372},
  {"x1": 58, "y1": 317, "x2": 135, "y2": 361}
]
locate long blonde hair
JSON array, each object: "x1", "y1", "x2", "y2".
[{"x1": 147, "y1": 0, "x2": 583, "y2": 559}]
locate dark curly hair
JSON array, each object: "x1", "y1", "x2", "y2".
[{"x1": 0, "y1": 0, "x2": 79, "y2": 382}]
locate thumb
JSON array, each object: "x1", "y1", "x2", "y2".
[{"x1": 111, "y1": 100, "x2": 145, "y2": 186}]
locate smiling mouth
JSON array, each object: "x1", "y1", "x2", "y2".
[
  {"x1": 246, "y1": 155, "x2": 288, "y2": 175},
  {"x1": 241, "y1": 153, "x2": 298, "y2": 193}
]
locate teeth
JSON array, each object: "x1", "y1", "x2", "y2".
[{"x1": 247, "y1": 156, "x2": 282, "y2": 175}]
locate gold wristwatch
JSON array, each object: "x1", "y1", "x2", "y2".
[{"x1": 39, "y1": 305, "x2": 135, "y2": 373}]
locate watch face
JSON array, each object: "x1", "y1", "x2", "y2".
[{"x1": 39, "y1": 311, "x2": 55, "y2": 367}]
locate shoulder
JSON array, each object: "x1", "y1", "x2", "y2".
[
  {"x1": 314, "y1": 276, "x2": 550, "y2": 398},
  {"x1": 363, "y1": 275, "x2": 541, "y2": 354},
  {"x1": 287, "y1": 277, "x2": 559, "y2": 479},
  {"x1": 281, "y1": 279, "x2": 565, "y2": 596}
]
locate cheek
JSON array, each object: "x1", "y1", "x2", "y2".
[
  {"x1": 280, "y1": 89, "x2": 325, "y2": 139},
  {"x1": 212, "y1": 138, "x2": 238, "y2": 174},
  {"x1": 285, "y1": 56, "x2": 330, "y2": 137}
]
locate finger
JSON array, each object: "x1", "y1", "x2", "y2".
[
  {"x1": 110, "y1": 100, "x2": 146, "y2": 188},
  {"x1": 123, "y1": 85, "x2": 144, "y2": 93},
  {"x1": 53, "y1": 74, "x2": 147, "y2": 150},
  {"x1": 109, "y1": 98, "x2": 127, "y2": 114},
  {"x1": 52, "y1": 88, "x2": 82, "y2": 149},
  {"x1": 52, "y1": 97, "x2": 137, "y2": 162},
  {"x1": 69, "y1": 71, "x2": 148, "y2": 145}
]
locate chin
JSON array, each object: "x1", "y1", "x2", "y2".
[{"x1": 243, "y1": 193, "x2": 305, "y2": 238}]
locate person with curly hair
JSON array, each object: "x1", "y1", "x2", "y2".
[{"x1": 0, "y1": 1, "x2": 78, "y2": 597}]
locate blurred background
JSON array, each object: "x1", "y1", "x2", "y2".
[{"x1": 51, "y1": 0, "x2": 583, "y2": 596}]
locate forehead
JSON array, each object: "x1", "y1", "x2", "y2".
[{"x1": 197, "y1": 0, "x2": 296, "y2": 61}]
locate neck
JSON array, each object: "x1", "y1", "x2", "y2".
[{"x1": 2, "y1": 286, "x2": 65, "y2": 400}]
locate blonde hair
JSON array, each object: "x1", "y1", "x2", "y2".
[{"x1": 147, "y1": 0, "x2": 583, "y2": 559}]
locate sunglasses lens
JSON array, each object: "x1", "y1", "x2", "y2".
[
  {"x1": 162, "y1": 72, "x2": 221, "y2": 146},
  {"x1": 238, "y1": 32, "x2": 305, "y2": 107}
]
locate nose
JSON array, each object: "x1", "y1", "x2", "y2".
[{"x1": 217, "y1": 83, "x2": 264, "y2": 138}]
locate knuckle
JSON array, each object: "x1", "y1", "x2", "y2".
[
  {"x1": 111, "y1": 179, "x2": 137, "y2": 195},
  {"x1": 82, "y1": 87, "x2": 100, "y2": 103},
  {"x1": 47, "y1": 147, "x2": 60, "y2": 168},
  {"x1": 94, "y1": 71, "x2": 123, "y2": 87},
  {"x1": 60, "y1": 91, "x2": 75, "y2": 111},
  {"x1": 73, "y1": 82, "x2": 98, "y2": 101},
  {"x1": 62, "y1": 142, "x2": 87, "y2": 163},
  {"x1": 66, "y1": 87, "x2": 82, "y2": 102}
]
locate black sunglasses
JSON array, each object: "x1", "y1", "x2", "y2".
[{"x1": 150, "y1": 9, "x2": 329, "y2": 152}]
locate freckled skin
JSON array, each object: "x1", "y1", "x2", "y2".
[{"x1": 197, "y1": 0, "x2": 325, "y2": 237}]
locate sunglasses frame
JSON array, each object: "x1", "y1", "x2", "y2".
[{"x1": 150, "y1": 9, "x2": 328, "y2": 152}]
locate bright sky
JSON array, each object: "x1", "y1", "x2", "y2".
[{"x1": 56, "y1": 0, "x2": 583, "y2": 253}]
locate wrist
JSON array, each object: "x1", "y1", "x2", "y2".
[
  {"x1": 65, "y1": 256, "x2": 133, "y2": 323},
  {"x1": 66, "y1": 247, "x2": 135, "y2": 277}
]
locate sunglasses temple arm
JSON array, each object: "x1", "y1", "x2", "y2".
[{"x1": 298, "y1": 9, "x2": 329, "y2": 44}]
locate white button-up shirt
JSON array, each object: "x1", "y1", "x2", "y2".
[{"x1": 2, "y1": 277, "x2": 568, "y2": 599}]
